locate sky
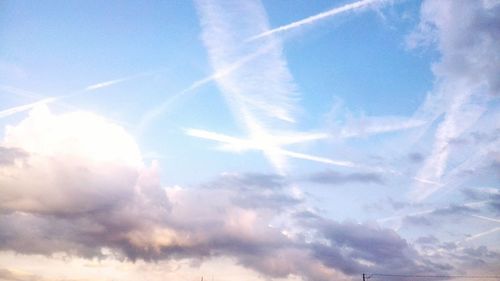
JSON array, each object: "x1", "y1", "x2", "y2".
[{"x1": 0, "y1": 0, "x2": 499, "y2": 280}]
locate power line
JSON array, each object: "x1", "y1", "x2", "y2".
[{"x1": 364, "y1": 273, "x2": 500, "y2": 279}]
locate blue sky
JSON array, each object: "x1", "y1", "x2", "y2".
[{"x1": 0, "y1": 0, "x2": 499, "y2": 280}]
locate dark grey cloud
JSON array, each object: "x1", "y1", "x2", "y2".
[{"x1": 307, "y1": 170, "x2": 384, "y2": 185}]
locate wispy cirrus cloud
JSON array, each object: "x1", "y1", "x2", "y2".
[
  {"x1": 192, "y1": 0, "x2": 337, "y2": 173},
  {"x1": 195, "y1": 0, "x2": 298, "y2": 123},
  {"x1": 408, "y1": 0, "x2": 500, "y2": 201},
  {"x1": 140, "y1": 0, "x2": 394, "y2": 136}
]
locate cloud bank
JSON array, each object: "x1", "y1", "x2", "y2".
[{"x1": 1, "y1": 106, "x2": 477, "y2": 281}]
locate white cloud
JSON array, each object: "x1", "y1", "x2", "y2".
[
  {"x1": 0, "y1": 105, "x2": 143, "y2": 214},
  {"x1": 196, "y1": 0, "x2": 298, "y2": 125},
  {"x1": 193, "y1": 0, "x2": 306, "y2": 173},
  {"x1": 409, "y1": 0, "x2": 500, "y2": 201}
]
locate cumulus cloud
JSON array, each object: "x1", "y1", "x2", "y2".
[
  {"x1": 0, "y1": 106, "x2": 171, "y2": 260},
  {"x1": 0, "y1": 107, "x2": 333, "y2": 280},
  {"x1": 1, "y1": 106, "x2": 495, "y2": 281},
  {"x1": 0, "y1": 105, "x2": 144, "y2": 214}
]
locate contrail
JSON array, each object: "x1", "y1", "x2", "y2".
[
  {"x1": 471, "y1": 215, "x2": 500, "y2": 224},
  {"x1": 465, "y1": 227, "x2": 500, "y2": 241},
  {"x1": 0, "y1": 97, "x2": 58, "y2": 118},
  {"x1": 247, "y1": 0, "x2": 389, "y2": 41},
  {"x1": 0, "y1": 70, "x2": 161, "y2": 119},
  {"x1": 81, "y1": 70, "x2": 159, "y2": 92},
  {"x1": 464, "y1": 215, "x2": 500, "y2": 242},
  {"x1": 185, "y1": 127, "x2": 355, "y2": 168},
  {"x1": 151, "y1": 0, "x2": 392, "y2": 132},
  {"x1": 84, "y1": 77, "x2": 131, "y2": 91},
  {"x1": 138, "y1": 43, "x2": 276, "y2": 133}
]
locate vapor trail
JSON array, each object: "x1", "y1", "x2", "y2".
[
  {"x1": 0, "y1": 97, "x2": 58, "y2": 118},
  {"x1": 465, "y1": 227, "x2": 500, "y2": 241},
  {"x1": 0, "y1": 70, "x2": 161, "y2": 119},
  {"x1": 82, "y1": 70, "x2": 159, "y2": 92},
  {"x1": 464, "y1": 215, "x2": 500, "y2": 242},
  {"x1": 247, "y1": 0, "x2": 388, "y2": 41},
  {"x1": 471, "y1": 215, "x2": 500, "y2": 224},
  {"x1": 138, "y1": 43, "x2": 275, "y2": 133}
]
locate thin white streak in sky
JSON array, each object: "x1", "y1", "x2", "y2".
[
  {"x1": 84, "y1": 78, "x2": 130, "y2": 91},
  {"x1": 185, "y1": 127, "x2": 355, "y2": 168},
  {"x1": 140, "y1": 0, "x2": 394, "y2": 132},
  {"x1": 280, "y1": 149, "x2": 356, "y2": 167},
  {"x1": 412, "y1": 176, "x2": 443, "y2": 186},
  {"x1": 465, "y1": 227, "x2": 500, "y2": 241},
  {"x1": 337, "y1": 118, "x2": 426, "y2": 139},
  {"x1": 0, "y1": 71, "x2": 160, "y2": 119},
  {"x1": 138, "y1": 44, "x2": 274, "y2": 133},
  {"x1": 247, "y1": 0, "x2": 389, "y2": 41},
  {"x1": 82, "y1": 70, "x2": 160, "y2": 92},
  {"x1": 194, "y1": 0, "x2": 305, "y2": 172},
  {"x1": 0, "y1": 97, "x2": 58, "y2": 118},
  {"x1": 471, "y1": 215, "x2": 500, "y2": 224},
  {"x1": 464, "y1": 215, "x2": 500, "y2": 242}
]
